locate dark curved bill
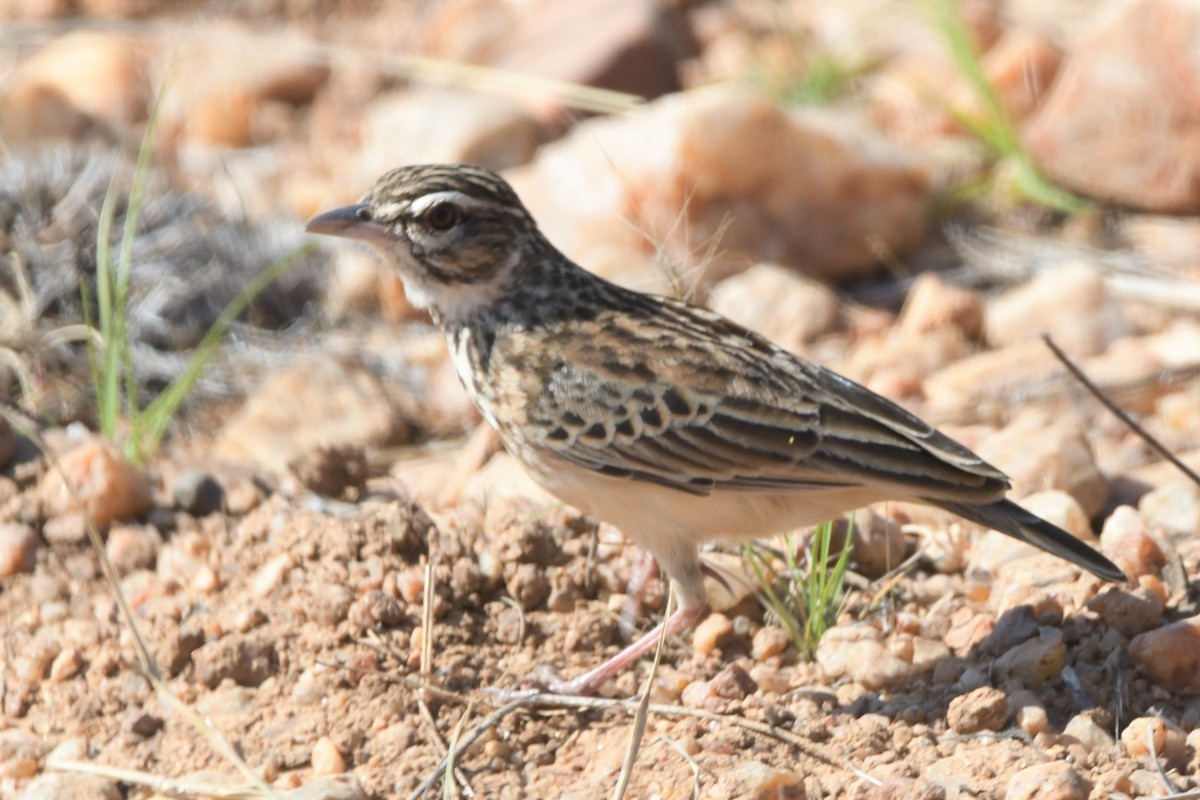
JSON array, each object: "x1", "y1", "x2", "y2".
[{"x1": 305, "y1": 203, "x2": 393, "y2": 244}]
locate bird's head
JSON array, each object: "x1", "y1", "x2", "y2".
[{"x1": 306, "y1": 164, "x2": 537, "y2": 319}]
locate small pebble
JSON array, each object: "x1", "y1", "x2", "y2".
[
  {"x1": 692, "y1": 612, "x2": 733, "y2": 656},
  {"x1": 947, "y1": 686, "x2": 1009, "y2": 734},
  {"x1": 1130, "y1": 614, "x2": 1200, "y2": 693},
  {"x1": 48, "y1": 648, "x2": 82, "y2": 682},
  {"x1": 1005, "y1": 761, "x2": 1089, "y2": 800},
  {"x1": 105, "y1": 525, "x2": 161, "y2": 575},
  {"x1": 751, "y1": 625, "x2": 790, "y2": 660},
  {"x1": 0, "y1": 523, "x2": 40, "y2": 577},
  {"x1": 251, "y1": 554, "x2": 292, "y2": 598},
  {"x1": 1063, "y1": 714, "x2": 1114, "y2": 754},
  {"x1": 1087, "y1": 586, "x2": 1163, "y2": 636},
  {"x1": 1015, "y1": 705, "x2": 1048, "y2": 737},
  {"x1": 311, "y1": 736, "x2": 346, "y2": 776},
  {"x1": 1121, "y1": 716, "x2": 1186, "y2": 769},
  {"x1": 993, "y1": 628, "x2": 1065, "y2": 686},
  {"x1": 0, "y1": 758, "x2": 37, "y2": 779},
  {"x1": 172, "y1": 470, "x2": 225, "y2": 516}
]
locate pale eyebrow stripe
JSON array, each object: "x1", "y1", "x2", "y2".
[{"x1": 408, "y1": 190, "x2": 525, "y2": 218}]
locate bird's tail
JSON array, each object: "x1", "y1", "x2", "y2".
[{"x1": 929, "y1": 498, "x2": 1127, "y2": 583}]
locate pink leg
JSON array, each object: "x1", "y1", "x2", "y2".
[
  {"x1": 619, "y1": 549, "x2": 661, "y2": 639},
  {"x1": 547, "y1": 602, "x2": 708, "y2": 696}
]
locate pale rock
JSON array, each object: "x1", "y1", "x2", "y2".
[
  {"x1": 105, "y1": 524, "x2": 161, "y2": 576},
  {"x1": 692, "y1": 612, "x2": 733, "y2": 656},
  {"x1": 0, "y1": 523, "x2": 40, "y2": 577},
  {"x1": 168, "y1": 34, "x2": 330, "y2": 149},
  {"x1": 1144, "y1": 319, "x2": 1200, "y2": 367},
  {"x1": 509, "y1": 86, "x2": 930, "y2": 289},
  {"x1": 310, "y1": 736, "x2": 347, "y2": 777},
  {"x1": 282, "y1": 775, "x2": 368, "y2": 800},
  {"x1": 680, "y1": 679, "x2": 722, "y2": 712},
  {"x1": 48, "y1": 646, "x2": 82, "y2": 682},
  {"x1": 489, "y1": 0, "x2": 686, "y2": 102},
  {"x1": 1099, "y1": 505, "x2": 1164, "y2": 578},
  {"x1": 1120, "y1": 716, "x2": 1187, "y2": 769},
  {"x1": 15, "y1": 774, "x2": 121, "y2": 800},
  {"x1": 993, "y1": 627, "x2": 1065, "y2": 687},
  {"x1": 844, "y1": 327, "x2": 967, "y2": 401},
  {"x1": 216, "y1": 356, "x2": 411, "y2": 474},
  {"x1": 708, "y1": 263, "x2": 838, "y2": 353},
  {"x1": 975, "y1": 411, "x2": 1108, "y2": 517},
  {"x1": 897, "y1": 272, "x2": 985, "y2": 338},
  {"x1": 1015, "y1": 704, "x2": 1049, "y2": 737},
  {"x1": 1018, "y1": 491, "x2": 1092, "y2": 540},
  {"x1": 924, "y1": 340, "x2": 1059, "y2": 414},
  {"x1": 1022, "y1": 0, "x2": 1200, "y2": 212},
  {"x1": 1004, "y1": 761, "x2": 1089, "y2": 800},
  {"x1": 986, "y1": 262, "x2": 1129, "y2": 358},
  {"x1": 947, "y1": 686, "x2": 1008, "y2": 733},
  {"x1": 751, "y1": 625, "x2": 790, "y2": 661},
  {"x1": 39, "y1": 440, "x2": 153, "y2": 527},
  {"x1": 1139, "y1": 480, "x2": 1200, "y2": 534},
  {"x1": 252, "y1": 553, "x2": 293, "y2": 598},
  {"x1": 360, "y1": 89, "x2": 542, "y2": 180},
  {"x1": 0, "y1": 31, "x2": 144, "y2": 143},
  {"x1": 1087, "y1": 586, "x2": 1163, "y2": 637},
  {"x1": 909, "y1": 636, "x2": 951, "y2": 672},
  {"x1": 1156, "y1": 386, "x2": 1200, "y2": 437},
  {"x1": 1062, "y1": 713, "x2": 1115, "y2": 754},
  {"x1": 816, "y1": 624, "x2": 910, "y2": 690},
  {"x1": 712, "y1": 761, "x2": 806, "y2": 800},
  {"x1": 1130, "y1": 615, "x2": 1200, "y2": 694}
]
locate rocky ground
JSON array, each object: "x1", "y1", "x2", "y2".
[{"x1": 2, "y1": 1, "x2": 1200, "y2": 799}]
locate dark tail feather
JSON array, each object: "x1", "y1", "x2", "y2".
[{"x1": 930, "y1": 498, "x2": 1127, "y2": 583}]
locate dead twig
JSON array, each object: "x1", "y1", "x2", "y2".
[{"x1": 1043, "y1": 335, "x2": 1200, "y2": 489}]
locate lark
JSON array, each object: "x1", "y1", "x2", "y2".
[{"x1": 307, "y1": 164, "x2": 1125, "y2": 696}]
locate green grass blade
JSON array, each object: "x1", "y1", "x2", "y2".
[{"x1": 92, "y1": 177, "x2": 122, "y2": 440}]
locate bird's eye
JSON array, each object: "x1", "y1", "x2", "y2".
[{"x1": 424, "y1": 203, "x2": 461, "y2": 231}]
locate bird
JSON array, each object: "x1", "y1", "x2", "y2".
[{"x1": 307, "y1": 163, "x2": 1126, "y2": 696}]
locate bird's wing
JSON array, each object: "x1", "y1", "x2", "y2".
[{"x1": 522, "y1": 293, "x2": 1009, "y2": 502}]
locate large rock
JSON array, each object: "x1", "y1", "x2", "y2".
[
  {"x1": 0, "y1": 31, "x2": 144, "y2": 144},
  {"x1": 708, "y1": 263, "x2": 838, "y2": 354},
  {"x1": 360, "y1": 89, "x2": 543, "y2": 180},
  {"x1": 490, "y1": 0, "x2": 689, "y2": 102},
  {"x1": 215, "y1": 355, "x2": 413, "y2": 474},
  {"x1": 1131, "y1": 615, "x2": 1200, "y2": 693},
  {"x1": 1022, "y1": 0, "x2": 1200, "y2": 212},
  {"x1": 509, "y1": 86, "x2": 931, "y2": 289},
  {"x1": 985, "y1": 262, "x2": 1129, "y2": 358}
]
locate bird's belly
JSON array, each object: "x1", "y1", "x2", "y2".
[{"x1": 521, "y1": 452, "x2": 883, "y2": 547}]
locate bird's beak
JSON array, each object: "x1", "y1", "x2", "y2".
[{"x1": 305, "y1": 203, "x2": 394, "y2": 245}]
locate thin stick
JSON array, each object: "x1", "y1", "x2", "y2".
[
  {"x1": 1044, "y1": 335, "x2": 1200, "y2": 488},
  {"x1": 612, "y1": 586, "x2": 674, "y2": 800}
]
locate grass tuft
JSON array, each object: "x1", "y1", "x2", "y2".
[
  {"x1": 923, "y1": 0, "x2": 1088, "y2": 214},
  {"x1": 744, "y1": 519, "x2": 852, "y2": 661},
  {"x1": 87, "y1": 86, "x2": 312, "y2": 462}
]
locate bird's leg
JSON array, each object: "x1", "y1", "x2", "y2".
[
  {"x1": 618, "y1": 548, "x2": 661, "y2": 639},
  {"x1": 547, "y1": 549, "x2": 709, "y2": 697},
  {"x1": 545, "y1": 600, "x2": 707, "y2": 697}
]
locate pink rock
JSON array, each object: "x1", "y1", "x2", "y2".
[
  {"x1": 1022, "y1": 0, "x2": 1200, "y2": 212},
  {"x1": 509, "y1": 86, "x2": 930, "y2": 287},
  {"x1": 39, "y1": 440, "x2": 153, "y2": 527},
  {"x1": 1130, "y1": 614, "x2": 1200, "y2": 694},
  {"x1": 1004, "y1": 761, "x2": 1090, "y2": 800}
]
